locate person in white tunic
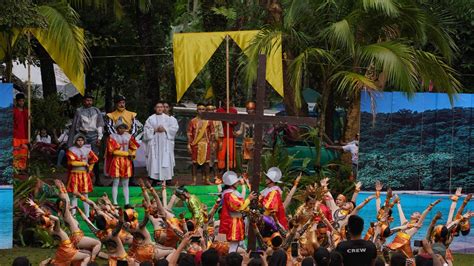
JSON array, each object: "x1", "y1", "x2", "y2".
[{"x1": 143, "y1": 101, "x2": 179, "y2": 184}]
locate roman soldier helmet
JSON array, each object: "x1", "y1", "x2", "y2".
[
  {"x1": 223, "y1": 171, "x2": 240, "y2": 186},
  {"x1": 73, "y1": 133, "x2": 86, "y2": 143},
  {"x1": 264, "y1": 167, "x2": 282, "y2": 183}
]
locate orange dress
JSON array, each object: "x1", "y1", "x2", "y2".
[
  {"x1": 13, "y1": 107, "x2": 29, "y2": 170},
  {"x1": 66, "y1": 145, "x2": 98, "y2": 193},
  {"x1": 51, "y1": 239, "x2": 78, "y2": 266},
  {"x1": 106, "y1": 133, "x2": 139, "y2": 178},
  {"x1": 70, "y1": 230, "x2": 84, "y2": 246},
  {"x1": 128, "y1": 240, "x2": 155, "y2": 263},
  {"x1": 218, "y1": 188, "x2": 250, "y2": 241}
]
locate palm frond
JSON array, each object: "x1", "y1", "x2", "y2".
[
  {"x1": 359, "y1": 41, "x2": 418, "y2": 94},
  {"x1": 68, "y1": 0, "x2": 124, "y2": 19},
  {"x1": 320, "y1": 19, "x2": 355, "y2": 54},
  {"x1": 422, "y1": 7, "x2": 458, "y2": 62},
  {"x1": 330, "y1": 70, "x2": 378, "y2": 96},
  {"x1": 413, "y1": 50, "x2": 461, "y2": 102},
  {"x1": 288, "y1": 48, "x2": 335, "y2": 108},
  {"x1": 30, "y1": 1, "x2": 89, "y2": 94},
  {"x1": 362, "y1": 0, "x2": 400, "y2": 17}
]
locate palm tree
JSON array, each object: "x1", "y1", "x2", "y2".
[
  {"x1": 243, "y1": 0, "x2": 461, "y2": 142},
  {"x1": 0, "y1": 0, "x2": 88, "y2": 95}
]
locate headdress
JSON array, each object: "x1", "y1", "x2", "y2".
[
  {"x1": 73, "y1": 133, "x2": 86, "y2": 143},
  {"x1": 175, "y1": 186, "x2": 188, "y2": 197},
  {"x1": 114, "y1": 120, "x2": 128, "y2": 130}
]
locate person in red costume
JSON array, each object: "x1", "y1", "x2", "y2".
[
  {"x1": 13, "y1": 93, "x2": 29, "y2": 171},
  {"x1": 216, "y1": 100, "x2": 238, "y2": 171},
  {"x1": 218, "y1": 171, "x2": 256, "y2": 252},
  {"x1": 260, "y1": 167, "x2": 289, "y2": 230}
]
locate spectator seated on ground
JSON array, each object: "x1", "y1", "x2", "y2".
[{"x1": 33, "y1": 128, "x2": 57, "y2": 157}]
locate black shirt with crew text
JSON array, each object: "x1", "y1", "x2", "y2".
[{"x1": 336, "y1": 239, "x2": 377, "y2": 266}]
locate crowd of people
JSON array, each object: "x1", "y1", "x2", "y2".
[{"x1": 22, "y1": 168, "x2": 472, "y2": 266}]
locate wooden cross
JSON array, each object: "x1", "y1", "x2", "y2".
[{"x1": 201, "y1": 54, "x2": 318, "y2": 250}]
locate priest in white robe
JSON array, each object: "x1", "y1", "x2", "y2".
[{"x1": 143, "y1": 102, "x2": 179, "y2": 183}]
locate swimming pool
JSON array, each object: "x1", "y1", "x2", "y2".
[
  {"x1": 0, "y1": 187, "x2": 12, "y2": 249},
  {"x1": 356, "y1": 192, "x2": 474, "y2": 253}
]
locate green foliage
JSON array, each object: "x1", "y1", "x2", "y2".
[
  {"x1": 0, "y1": 0, "x2": 44, "y2": 30},
  {"x1": 31, "y1": 93, "x2": 69, "y2": 132}
]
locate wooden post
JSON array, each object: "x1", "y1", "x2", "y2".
[{"x1": 226, "y1": 35, "x2": 230, "y2": 171}]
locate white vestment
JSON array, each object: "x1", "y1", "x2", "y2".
[
  {"x1": 168, "y1": 115, "x2": 178, "y2": 168},
  {"x1": 143, "y1": 114, "x2": 179, "y2": 181}
]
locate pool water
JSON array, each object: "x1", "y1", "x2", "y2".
[
  {"x1": 356, "y1": 192, "x2": 474, "y2": 253},
  {"x1": 0, "y1": 187, "x2": 12, "y2": 249}
]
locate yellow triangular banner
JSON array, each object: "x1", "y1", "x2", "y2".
[
  {"x1": 173, "y1": 30, "x2": 283, "y2": 101},
  {"x1": 28, "y1": 28, "x2": 86, "y2": 95}
]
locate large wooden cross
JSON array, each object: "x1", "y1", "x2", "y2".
[{"x1": 201, "y1": 54, "x2": 318, "y2": 250}]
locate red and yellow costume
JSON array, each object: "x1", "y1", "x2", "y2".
[
  {"x1": 13, "y1": 106, "x2": 29, "y2": 170},
  {"x1": 66, "y1": 145, "x2": 98, "y2": 193},
  {"x1": 260, "y1": 186, "x2": 288, "y2": 229},
  {"x1": 187, "y1": 116, "x2": 214, "y2": 165},
  {"x1": 50, "y1": 239, "x2": 78, "y2": 266},
  {"x1": 386, "y1": 231, "x2": 413, "y2": 258},
  {"x1": 106, "y1": 133, "x2": 139, "y2": 178},
  {"x1": 219, "y1": 188, "x2": 251, "y2": 241},
  {"x1": 216, "y1": 106, "x2": 238, "y2": 169}
]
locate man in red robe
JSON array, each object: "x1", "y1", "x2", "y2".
[
  {"x1": 260, "y1": 167, "x2": 288, "y2": 229},
  {"x1": 219, "y1": 171, "x2": 256, "y2": 252},
  {"x1": 216, "y1": 100, "x2": 238, "y2": 171},
  {"x1": 13, "y1": 93, "x2": 29, "y2": 171}
]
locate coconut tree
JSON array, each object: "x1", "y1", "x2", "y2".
[
  {"x1": 243, "y1": 0, "x2": 461, "y2": 141},
  {"x1": 0, "y1": 0, "x2": 88, "y2": 95}
]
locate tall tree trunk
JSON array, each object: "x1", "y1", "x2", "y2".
[
  {"x1": 33, "y1": 42, "x2": 57, "y2": 98},
  {"x1": 4, "y1": 53, "x2": 13, "y2": 83},
  {"x1": 325, "y1": 89, "x2": 335, "y2": 139},
  {"x1": 344, "y1": 92, "x2": 361, "y2": 142},
  {"x1": 136, "y1": 9, "x2": 159, "y2": 113}
]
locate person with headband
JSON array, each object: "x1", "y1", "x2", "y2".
[{"x1": 187, "y1": 103, "x2": 215, "y2": 185}]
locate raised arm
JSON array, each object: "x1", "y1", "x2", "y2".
[
  {"x1": 138, "y1": 179, "x2": 151, "y2": 206},
  {"x1": 447, "y1": 188, "x2": 462, "y2": 224},
  {"x1": 167, "y1": 232, "x2": 192, "y2": 265},
  {"x1": 454, "y1": 193, "x2": 472, "y2": 221},
  {"x1": 352, "y1": 195, "x2": 375, "y2": 215},
  {"x1": 375, "y1": 181, "x2": 382, "y2": 212},
  {"x1": 425, "y1": 211, "x2": 442, "y2": 241},
  {"x1": 393, "y1": 194, "x2": 407, "y2": 225},
  {"x1": 74, "y1": 192, "x2": 98, "y2": 210},
  {"x1": 351, "y1": 181, "x2": 362, "y2": 203},
  {"x1": 146, "y1": 181, "x2": 168, "y2": 218},
  {"x1": 284, "y1": 174, "x2": 302, "y2": 209},
  {"x1": 76, "y1": 206, "x2": 99, "y2": 234}
]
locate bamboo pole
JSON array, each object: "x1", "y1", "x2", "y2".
[
  {"x1": 27, "y1": 32, "x2": 32, "y2": 158},
  {"x1": 226, "y1": 35, "x2": 230, "y2": 171}
]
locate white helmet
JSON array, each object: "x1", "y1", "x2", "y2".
[
  {"x1": 264, "y1": 167, "x2": 282, "y2": 183},
  {"x1": 223, "y1": 171, "x2": 240, "y2": 186}
]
